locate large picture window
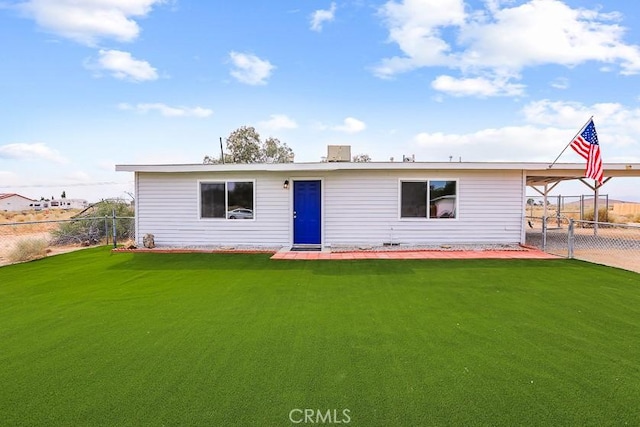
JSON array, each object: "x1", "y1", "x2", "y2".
[
  {"x1": 200, "y1": 181, "x2": 254, "y2": 219},
  {"x1": 400, "y1": 180, "x2": 457, "y2": 219}
]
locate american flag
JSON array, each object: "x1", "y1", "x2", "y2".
[{"x1": 570, "y1": 119, "x2": 603, "y2": 184}]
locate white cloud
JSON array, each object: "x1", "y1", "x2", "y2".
[
  {"x1": 229, "y1": 51, "x2": 275, "y2": 85},
  {"x1": 64, "y1": 171, "x2": 92, "y2": 182},
  {"x1": 87, "y1": 49, "x2": 158, "y2": 82},
  {"x1": 333, "y1": 117, "x2": 367, "y2": 134},
  {"x1": 118, "y1": 102, "x2": 213, "y2": 118},
  {"x1": 550, "y1": 77, "x2": 570, "y2": 90},
  {"x1": 310, "y1": 2, "x2": 337, "y2": 32},
  {"x1": 97, "y1": 160, "x2": 116, "y2": 172},
  {"x1": 258, "y1": 114, "x2": 298, "y2": 130},
  {"x1": 431, "y1": 75, "x2": 525, "y2": 97},
  {"x1": 411, "y1": 100, "x2": 640, "y2": 162},
  {"x1": 457, "y1": 1, "x2": 640, "y2": 72},
  {"x1": 375, "y1": 0, "x2": 465, "y2": 78},
  {"x1": 520, "y1": 99, "x2": 638, "y2": 129},
  {"x1": 0, "y1": 143, "x2": 67, "y2": 163},
  {"x1": 413, "y1": 126, "x2": 568, "y2": 162},
  {"x1": 18, "y1": 0, "x2": 165, "y2": 46},
  {"x1": 0, "y1": 171, "x2": 19, "y2": 186},
  {"x1": 375, "y1": 0, "x2": 640, "y2": 93}
]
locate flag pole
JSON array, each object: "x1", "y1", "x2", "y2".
[
  {"x1": 594, "y1": 179, "x2": 599, "y2": 236},
  {"x1": 548, "y1": 115, "x2": 593, "y2": 168}
]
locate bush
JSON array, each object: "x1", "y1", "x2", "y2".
[
  {"x1": 9, "y1": 238, "x2": 49, "y2": 262},
  {"x1": 51, "y1": 200, "x2": 134, "y2": 246},
  {"x1": 583, "y1": 207, "x2": 611, "y2": 222}
]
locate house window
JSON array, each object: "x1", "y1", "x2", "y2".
[
  {"x1": 400, "y1": 180, "x2": 457, "y2": 219},
  {"x1": 401, "y1": 181, "x2": 427, "y2": 218},
  {"x1": 200, "y1": 181, "x2": 254, "y2": 219},
  {"x1": 429, "y1": 180, "x2": 456, "y2": 218}
]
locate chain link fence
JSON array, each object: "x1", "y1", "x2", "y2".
[
  {"x1": 0, "y1": 216, "x2": 135, "y2": 266},
  {"x1": 5, "y1": 209, "x2": 638, "y2": 273},
  {"x1": 526, "y1": 216, "x2": 640, "y2": 273},
  {"x1": 526, "y1": 194, "x2": 612, "y2": 222}
]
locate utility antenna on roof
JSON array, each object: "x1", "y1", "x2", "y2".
[{"x1": 219, "y1": 137, "x2": 225, "y2": 164}]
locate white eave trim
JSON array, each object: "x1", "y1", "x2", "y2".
[{"x1": 115, "y1": 161, "x2": 640, "y2": 175}]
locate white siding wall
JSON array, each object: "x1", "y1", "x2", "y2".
[
  {"x1": 136, "y1": 169, "x2": 525, "y2": 247},
  {"x1": 136, "y1": 172, "x2": 290, "y2": 247},
  {"x1": 0, "y1": 195, "x2": 34, "y2": 211},
  {"x1": 323, "y1": 170, "x2": 524, "y2": 246}
]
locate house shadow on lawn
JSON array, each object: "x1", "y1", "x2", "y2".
[
  {"x1": 107, "y1": 251, "x2": 420, "y2": 276},
  {"x1": 108, "y1": 252, "x2": 285, "y2": 272},
  {"x1": 106, "y1": 250, "x2": 568, "y2": 277}
]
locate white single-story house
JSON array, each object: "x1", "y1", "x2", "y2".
[
  {"x1": 0, "y1": 193, "x2": 36, "y2": 211},
  {"x1": 116, "y1": 160, "x2": 640, "y2": 249}
]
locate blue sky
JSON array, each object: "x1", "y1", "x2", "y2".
[{"x1": 1, "y1": 0, "x2": 640, "y2": 202}]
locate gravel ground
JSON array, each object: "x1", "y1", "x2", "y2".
[
  {"x1": 329, "y1": 243, "x2": 526, "y2": 252},
  {"x1": 137, "y1": 243, "x2": 526, "y2": 253}
]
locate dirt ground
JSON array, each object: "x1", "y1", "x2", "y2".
[
  {"x1": 0, "y1": 230, "x2": 90, "y2": 267},
  {"x1": 571, "y1": 249, "x2": 640, "y2": 274},
  {"x1": 0, "y1": 209, "x2": 89, "y2": 267}
]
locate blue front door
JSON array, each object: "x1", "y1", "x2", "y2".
[{"x1": 293, "y1": 180, "x2": 321, "y2": 245}]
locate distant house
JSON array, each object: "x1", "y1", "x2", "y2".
[
  {"x1": 0, "y1": 193, "x2": 35, "y2": 211},
  {"x1": 431, "y1": 195, "x2": 456, "y2": 218},
  {"x1": 116, "y1": 157, "x2": 640, "y2": 249},
  {"x1": 49, "y1": 199, "x2": 89, "y2": 210}
]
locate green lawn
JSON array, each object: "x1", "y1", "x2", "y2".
[{"x1": 1, "y1": 247, "x2": 639, "y2": 426}]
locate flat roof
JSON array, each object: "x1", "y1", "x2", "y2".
[
  {"x1": 115, "y1": 161, "x2": 640, "y2": 184},
  {"x1": 116, "y1": 161, "x2": 639, "y2": 172}
]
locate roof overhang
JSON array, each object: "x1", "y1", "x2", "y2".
[
  {"x1": 525, "y1": 163, "x2": 640, "y2": 187},
  {"x1": 118, "y1": 161, "x2": 562, "y2": 173},
  {"x1": 116, "y1": 161, "x2": 640, "y2": 181},
  {"x1": 0, "y1": 193, "x2": 35, "y2": 201}
]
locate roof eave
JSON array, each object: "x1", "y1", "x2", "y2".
[{"x1": 116, "y1": 161, "x2": 640, "y2": 174}]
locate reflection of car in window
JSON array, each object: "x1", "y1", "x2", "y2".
[{"x1": 227, "y1": 208, "x2": 253, "y2": 219}]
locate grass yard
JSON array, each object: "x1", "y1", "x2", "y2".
[{"x1": 1, "y1": 248, "x2": 639, "y2": 426}]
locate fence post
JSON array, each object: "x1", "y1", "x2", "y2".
[
  {"x1": 104, "y1": 216, "x2": 109, "y2": 245},
  {"x1": 568, "y1": 219, "x2": 574, "y2": 259},
  {"x1": 112, "y1": 209, "x2": 117, "y2": 248},
  {"x1": 542, "y1": 216, "x2": 547, "y2": 251}
]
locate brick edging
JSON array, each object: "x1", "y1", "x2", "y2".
[{"x1": 112, "y1": 248, "x2": 278, "y2": 254}]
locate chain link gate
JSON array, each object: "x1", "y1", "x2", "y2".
[{"x1": 526, "y1": 216, "x2": 640, "y2": 273}]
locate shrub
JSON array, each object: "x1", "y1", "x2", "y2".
[
  {"x1": 0, "y1": 212, "x2": 16, "y2": 222},
  {"x1": 583, "y1": 207, "x2": 611, "y2": 222},
  {"x1": 8, "y1": 238, "x2": 49, "y2": 262},
  {"x1": 51, "y1": 200, "x2": 134, "y2": 246}
]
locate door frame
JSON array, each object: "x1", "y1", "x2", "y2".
[{"x1": 289, "y1": 177, "x2": 324, "y2": 246}]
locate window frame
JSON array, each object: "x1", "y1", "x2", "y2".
[
  {"x1": 198, "y1": 179, "x2": 256, "y2": 221},
  {"x1": 398, "y1": 178, "x2": 459, "y2": 220}
]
